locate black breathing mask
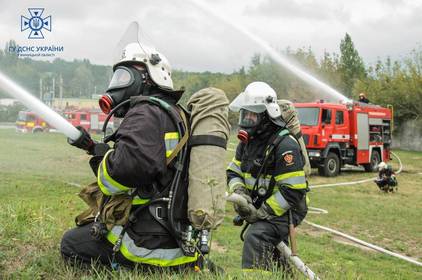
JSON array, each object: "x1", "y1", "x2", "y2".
[
  {"x1": 237, "y1": 109, "x2": 266, "y2": 143},
  {"x1": 99, "y1": 65, "x2": 148, "y2": 118}
]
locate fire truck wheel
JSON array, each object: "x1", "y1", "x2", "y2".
[
  {"x1": 364, "y1": 150, "x2": 381, "y2": 172},
  {"x1": 319, "y1": 152, "x2": 340, "y2": 177},
  {"x1": 32, "y1": 128, "x2": 43, "y2": 133}
]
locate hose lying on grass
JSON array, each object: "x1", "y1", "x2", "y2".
[
  {"x1": 309, "y1": 151, "x2": 403, "y2": 189},
  {"x1": 307, "y1": 152, "x2": 422, "y2": 267}
]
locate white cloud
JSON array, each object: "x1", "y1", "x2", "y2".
[{"x1": 0, "y1": 0, "x2": 421, "y2": 72}]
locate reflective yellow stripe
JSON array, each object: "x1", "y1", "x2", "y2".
[
  {"x1": 243, "y1": 173, "x2": 272, "y2": 190},
  {"x1": 107, "y1": 226, "x2": 197, "y2": 266},
  {"x1": 232, "y1": 158, "x2": 241, "y2": 166},
  {"x1": 164, "y1": 132, "x2": 179, "y2": 158},
  {"x1": 164, "y1": 132, "x2": 179, "y2": 140},
  {"x1": 97, "y1": 150, "x2": 131, "y2": 195},
  {"x1": 274, "y1": 170, "x2": 307, "y2": 189},
  {"x1": 132, "y1": 196, "x2": 150, "y2": 205},
  {"x1": 266, "y1": 192, "x2": 289, "y2": 216},
  {"x1": 227, "y1": 158, "x2": 242, "y2": 175}
]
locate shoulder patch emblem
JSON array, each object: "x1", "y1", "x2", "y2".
[{"x1": 283, "y1": 153, "x2": 294, "y2": 166}]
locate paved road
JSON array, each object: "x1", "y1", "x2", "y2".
[{"x1": 0, "y1": 124, "x2": 14, "y2": 129}]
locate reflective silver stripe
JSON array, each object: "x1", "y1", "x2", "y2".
[
  {"x1": 98, "y1": 168, "x2": 124, "y2": 194},
  {"x1": 227, "y1": 161, "x2": 242, "y2": 174},
  {"x1": 245, "y1": 176, "x2": 271, "y2": 189},
  {"x1": 278, "y1": 176, "x2": 306, "y2": 186},
  {"x1": 228, "y1": 177, "x2": 245, "y2": 192},
  {"x1": 274, "y1": 191, "x2": 290, "y2": 210},
  {"x1": 110, "y1": 226, "x2": 186, "y2": 261},
  {"x1": 165, "y1": 138, "x2": 179, "y2": 151}
]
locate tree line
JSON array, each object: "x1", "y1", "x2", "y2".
[{"x1": 1, "y1": 34, "x2": 421, "y2": 132}]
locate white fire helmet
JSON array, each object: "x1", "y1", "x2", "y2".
[
  {"x1": 114, "y1": 43, "x2": 173, "y2": 91},
  {"x1": 377, "y1": 162, "x2": 387, "y2": 171},
  {"x1": 229, "y1": 82, "x2": 281, "y2": 118}
]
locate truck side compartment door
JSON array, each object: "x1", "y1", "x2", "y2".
[{"x1": 357, "y1": 113, "x2": 370, "y2": 163}]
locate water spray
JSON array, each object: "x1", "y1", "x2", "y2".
[
  {"x1": 0, "y1": 71, "x2": 81, "y2": 141},
  {"x1": 188, "y1": 0, "x2": 350, "y2": 102}
]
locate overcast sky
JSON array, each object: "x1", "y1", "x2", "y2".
[{"x1": 1, "y1": 0, "x2": 421, "y2": 73}]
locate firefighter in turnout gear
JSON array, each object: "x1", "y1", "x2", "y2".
[
  {"x1": 61, "y1": 24, "x2": 198, "y2": 269},
  {"x1": 227, "y1": 82, "x2": 308, "y2": 271},
  {"x1": 374, "y1": 162, "x2": 398, "y2": 192}
]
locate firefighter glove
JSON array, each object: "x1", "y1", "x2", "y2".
[
  {"x1": 67, "y1": 126, "x2": 95, "y2": 154},
  {"x1": 232, "y1": 188, "x2": 256, "y2": 219}
]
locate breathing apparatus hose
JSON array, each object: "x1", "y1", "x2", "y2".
[
  {"x1": 101, "y1": 99, "x2": 131, "y2": 141},
  {"x1": 167, "y1": 108, "x2": 188, "y2": 239}
]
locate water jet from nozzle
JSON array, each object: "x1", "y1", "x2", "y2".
[
  {"x1": 0, "y1": 71, "x2": 81, "y2": 141},
  {"x1": 189, "y1": 0, "x2": 350, "y2": 103}
]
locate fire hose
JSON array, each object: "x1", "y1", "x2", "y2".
[
  {"x1": 226, "y1": 151, "x2": 421, "y2": 280},
  {"x1": 0, "y1": 71, "x2": 81, "y2": 141},
  {"x1": 306, "y1": 152, "x2": 422, "y2": 267},
  {"x1": 226, "y1": 193, "x2": 321, "y2": 280}
]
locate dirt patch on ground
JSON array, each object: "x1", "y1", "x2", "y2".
[
  {"x1": 211, "y1": 240, "x2": 227, "y2": 253},
  {"x1": 1, "y1": 243, "x2": 38, "y2": 275},
  {"x1": 299, "y1": 224, "x2": 376, "y2": 252}
]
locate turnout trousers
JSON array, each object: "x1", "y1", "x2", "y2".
[
  {"x1": 61, "y1": 223, "x2": 197, "y2": 271},
  {"x1": 242, "y1": 215, "x2": 290, "y2": 270},
  {"x1": 60, "y1": 223, "x2": 134, "y2": 268}
]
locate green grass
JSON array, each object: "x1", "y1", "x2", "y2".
[{"x1": 1, "y1": 129, "x2": 422, "y2": 279}]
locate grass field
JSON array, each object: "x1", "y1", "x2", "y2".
[{"x1": 0, "y1": 128, "x2": 421, "y2": 279}]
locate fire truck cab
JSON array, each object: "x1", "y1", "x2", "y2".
[
  {"x1": 295, "y1": 101, "x2": 392, "y2": 177},
  {"x1": 16, "y1": 111, "x2": 49, "y2": 133}
]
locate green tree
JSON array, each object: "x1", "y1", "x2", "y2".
[{"x1": 339, "y1": 33, "x2": 366, "y2": 97}]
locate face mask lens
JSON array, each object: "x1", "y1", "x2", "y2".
[
  {"x1": 108, "y1": 68, "x2": 133, "y2": 90},
  {"x1": 239, "y1": 110, "x2": 260, "y2": 128}
]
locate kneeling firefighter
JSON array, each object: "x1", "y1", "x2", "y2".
[
  {"x1": 61, "y1": 23, "x2": 229, "y2": 271},
  {"x1": 227, "y1": 82, "x2": 309, "y2": 271},
  {"x1": 374, "y1": 162, "x2": 398, "y2": 192}
]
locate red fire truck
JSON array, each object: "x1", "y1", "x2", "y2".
[
  {"x1": 295, "y1": 101, "x2": 393, "y2": 177},
  {"x1": 64, "y1": 109, "x2": 114, "y2": 134},
  {"x1": 16, "y1": 111, "x2": 50, "y2": 133}
]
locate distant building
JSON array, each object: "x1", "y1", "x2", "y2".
[
  {"x1": 0, "y1": 98, "x2": 19, "y2": 106},
  {"x1": 52, "y1": 98, "x2": 99, "y2": 110}
]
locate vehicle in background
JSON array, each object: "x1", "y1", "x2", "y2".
[
  {"x1": 295, "y1": 100, "x2": 393, "y2": 177},
  {"x1": 64, "y1": 108, "x2": 114, "y2": 134},
  {"x1": 15, "y1": 111, "x2": 50, "y2": 133}
]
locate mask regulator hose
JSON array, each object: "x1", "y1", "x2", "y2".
[{"x1": 101, "y1": 99, "x2": 131, "y2": 142}]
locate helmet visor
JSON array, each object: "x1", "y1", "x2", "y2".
[
  {"x1": 107, "y1": 67, "x2": 134, "y2": 91},
  {"x1": 229, "y1": 91, "x2": 267, "y2": 113},
  {"x1": 239, "y1": 109, "x2": 262, "y2": 128}
]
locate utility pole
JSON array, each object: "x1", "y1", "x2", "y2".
[
  {"x1": 59, "y1": 74, "x2": 63, "y2": 110},
  {"x1": 39, "y1": 78, "x2": 43, "y2": 101},
  {"x1": 52, "y1": 76, "x2": 55, "y2": 107}
]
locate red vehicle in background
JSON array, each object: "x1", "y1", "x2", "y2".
[
  {"x1": 64, "y1": 108, "x2": 114, "y2": 134},
  {"x1": 16, "y1": 111, "x2": 50, "y2": 133},
  {"x1": 294, "y1": 100, "x2": 393, "y2": 177}
]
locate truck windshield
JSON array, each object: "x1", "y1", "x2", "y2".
[
  {"x1": 297, "y1": 107, "x2": 320, "y2": 126},
  {"x1": 17, "y1": 112, "x2": 35, "y2": 122}
]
